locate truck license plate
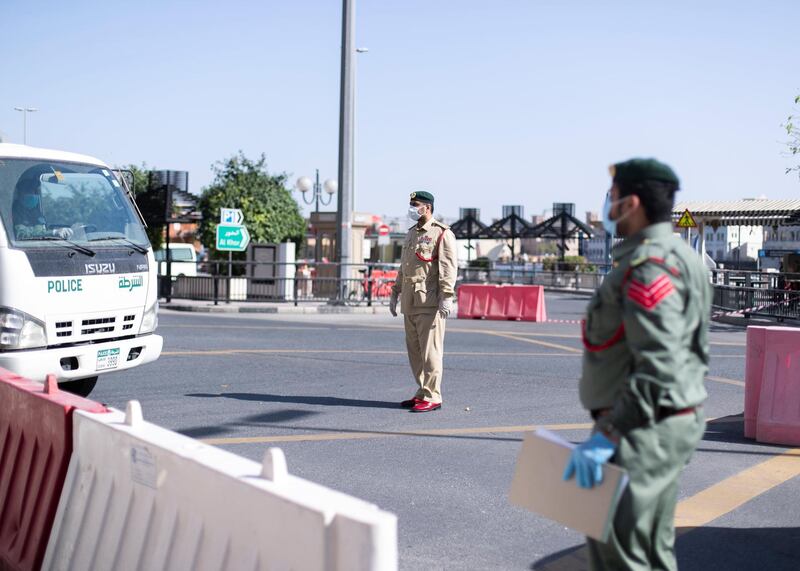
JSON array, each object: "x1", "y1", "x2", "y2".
[{"x1": 96, "y1": 348, "x2": 121, "y2": 371}]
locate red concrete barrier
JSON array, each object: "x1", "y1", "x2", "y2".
[
  {"x1": 457, "y1": 284, "x2": 486, "y2": 319},
  {"x1": 457, "y1": 285, "x2": 547, "y2": 322},
  {"x1": 744, "y1": 326, "x2": 768, "y2": 438},
  {"x1": 486, "y1": 286, "x2": 509, "y2": 320},
  {"x1": 0, "y1": 370, "x2": 107, "y2": 571},
  {"x1": 755, "y1": 327, "x2": 800, "y2": 446},
  {"x1": 508, "y1": 286, "x2": 548, "y2": 322}
]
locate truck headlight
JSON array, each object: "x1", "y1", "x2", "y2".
[
  {"x1": 0, "y1": 308, "x2": 47, "y2": 349},
  {"x1": 139, "y1": 301, "x2": 159, "y2": 334}
]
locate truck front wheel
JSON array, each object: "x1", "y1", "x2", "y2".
[{"x1": 61, "y1": 376, "x2": 98, "y2": 398}]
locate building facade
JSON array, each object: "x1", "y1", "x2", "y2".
[{"x1": 703, "y1": 225, "x2": 763, "y2": 268}]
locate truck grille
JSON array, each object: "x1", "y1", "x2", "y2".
[
  {"x1": 81, "y1": 317, "x2": 116, "y2": 335},
  {"x1": 55, "y1": 321, "x2": 73, "y2": 338},
  {"x1": 50, "y1": 313, "x2": 138, "y2": 342}
]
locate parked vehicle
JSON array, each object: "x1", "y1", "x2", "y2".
[
  {"x1": 154, "y1": 243, "x2": 198, "y2": 277},
  {"x1": 0, "y1": 143, "x2": 163, "y2": 396}
]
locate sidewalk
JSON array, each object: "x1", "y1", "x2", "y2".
[{"x1": 160, "y1": 298, "x2": 392, "y2": 315}]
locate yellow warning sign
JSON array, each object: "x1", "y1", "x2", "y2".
[{"x1": 676, "y1": 209, "x2": 697, "y2": 228}]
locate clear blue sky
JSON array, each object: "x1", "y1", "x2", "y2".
[{"x1": 1, "y1": 0, "x2": 797, "y2": 221}]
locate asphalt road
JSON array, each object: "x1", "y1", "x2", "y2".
[{"x1": 91, "y1": 293, "x2": 800, "y2": 570}]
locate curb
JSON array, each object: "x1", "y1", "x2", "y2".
[
  {"x1": 162, "y1": 302, "x2": 389, "y2": 315},
  {"x1": 711, "y1": 314, "x2": 798, "y2": 328}
]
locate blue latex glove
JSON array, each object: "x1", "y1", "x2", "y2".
[{"x1": 562, "y1": 432, "x2": 617, "y2": 489}]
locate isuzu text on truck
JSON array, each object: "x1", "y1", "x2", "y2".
[{"x1": 0, "y1": 143, "x2": 162, "y2": 396}]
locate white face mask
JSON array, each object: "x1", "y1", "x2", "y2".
[{"x1": 408, "y1": 205, "x2": 423, "y2": 221}]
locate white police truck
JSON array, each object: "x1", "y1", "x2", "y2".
[{"x1": 0, "y1": 143, "x2": 162, "y2": 396}]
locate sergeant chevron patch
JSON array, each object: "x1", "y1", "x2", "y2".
[{"x1": 627, "y1": 274, "x2": 675, "y2": 310}]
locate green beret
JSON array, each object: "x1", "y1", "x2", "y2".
[
  {"x1": 610, "y1": 158, "x2": 680, "y2": 188},
  {"x1": 410, "y1": 190, "x2": 434, "y2": 204}
]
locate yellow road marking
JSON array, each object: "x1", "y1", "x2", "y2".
[
  {"x1": 162, "y1": 348, "x2": 409, "y2": 356},
  {"x1": 528, "y1": 431, "x2": 800, "y2": 571},
  {"x1": 201, "y1": 422, "x2": 593, "y2": 446},
  {"x1": 675, "y1": 447, "x2": 800, "y2": 528},
  {"x1": 706, "y1": 375, "x2": 746, "y2": 387},
  {"x1": 160, "y1": 324, "x2": 330, "y2": 331},
  {"x1": 161, "y1": 348, "x2": 741, "y2": 366},
  {"x1": 161, "y1": 319, "x2": 745, "y2": 348},
  {"x1": 483, "y1": 331, "x2": 583, "y2": 354},
  {"x1": 161, "y1": 348, "x2": 580, "y2": 357}
]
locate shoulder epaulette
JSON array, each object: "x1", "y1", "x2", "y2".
[{"x1": 629, "y1": 241, "x2": 681, "y2": 276}]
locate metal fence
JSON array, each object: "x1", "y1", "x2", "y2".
[
  {"x1": 458, "y1": 267, "x2": 606, "y2": 291},
  {"x1": 158, "y1": 261, "x2": 400, "y2": 306},
  {"x1": 157, "y1": 260, "x2": 800, "y2": 321},
  {"x1": 712, "y1": 285, "x2": 800, "y2": 322}
]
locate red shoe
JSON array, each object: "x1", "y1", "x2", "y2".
[
  {"x1": 410, "y1": 400, "x2": 441, "y2": 413},
  {"x1": 401, "y1": 397, "x2": 423, "y2": 408}
]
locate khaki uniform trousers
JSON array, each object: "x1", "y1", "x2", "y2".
[
  {"x1": 403, "y1": 311, "x2": 446, "y2": 403},
  {"x1": 587, "y1": 410, "x2": 706, "y2": 571}
]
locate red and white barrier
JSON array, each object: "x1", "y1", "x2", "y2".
[
  {"x1": 457, "y1": 284, "x2": 547, "y2": 322},
  {"x1": 43, "y1": 401, "x2": 397, "y2": 571},
  {"x1": 0, "y1": 370, "x2": 108, "y2": 571},
  {"x1": 744, "y1": 326, "x2": 768, "y2": 438},
  {"x1": 744, "y1": 326, "x2": 800, "y2": 446}
]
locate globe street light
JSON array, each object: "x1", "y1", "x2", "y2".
[
  {"x1": 296, "y1": 169, "x2": 336, "y2": 212},
  {"x1": 13, "y1": 107, "x2": 37, "y2": 144},
  {"x1": 296, "y1": 169, "x2": 337, "y2": 261}
]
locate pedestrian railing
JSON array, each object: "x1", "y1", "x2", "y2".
[
  {"x1": 712, "y1": 285, "x2": 800, "y2": 322},
  {"x1": 156, "y1": 260, "x2": 800, "y2": 320},
  {"x1": 458, "y1": 267, "x2": 605, "y2": 291},
  {"x1": 158, "y1": 261, "x2": 400, "y2": 306}
]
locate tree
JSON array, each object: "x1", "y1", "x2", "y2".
[
  {"x1": 118, "y1": 163, "x2": 166, "y2": 249},
  {"x1": 197, "y1": 152, "x2": 305, "y2": 260},
  {"x1": 784, "y1": 94, "x2": 800, "y2": 179}
]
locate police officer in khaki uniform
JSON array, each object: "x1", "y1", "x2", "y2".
[
  {"x1": 389, "y1": 191, "x2": 458, "y2": 413},
  {"x1": 562, "y1": 159, "x2": 710, "y2": 570}
]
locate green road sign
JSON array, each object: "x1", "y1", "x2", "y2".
[{"x1": 216, "y1": 224, "x2": 250, "y2": 251}]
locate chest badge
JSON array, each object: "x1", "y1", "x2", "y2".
[{"x1": 627, "y1": 275, "x2": 675, "y2": 310}]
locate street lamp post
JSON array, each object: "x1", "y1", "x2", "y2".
[
  {"x1": 13, "y1": 107, "x2": 37, "y2": 144},
  {"x1": 336, "y1": 0, "x2": 356, "y2": 297},
  {"x1": 296, "y1": 170, "x2": 337, "y2": 261}
]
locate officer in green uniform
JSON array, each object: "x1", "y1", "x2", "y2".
[{"x1": 563, "y1": 158, "x2": 710, "y2": 571}]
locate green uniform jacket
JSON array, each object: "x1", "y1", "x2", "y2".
[
  {"x1": 580, "y1": 222, "x2": 711, "y2": 434},
  {"x1": 392, "y1": 218, "x2": 458, "y2": 315}
]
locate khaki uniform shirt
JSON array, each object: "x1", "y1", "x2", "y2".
[
  {"x1": 392, "y1": 218, "x2": 458, "y2": 315},
  {"x1": 580, "y1": 222, "x2": 711, "y2": 434}
]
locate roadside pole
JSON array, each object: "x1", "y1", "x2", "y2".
[
  {"x1": 216, "y1": 208, "x2": 250, "y2": 305},
  {"x1": 336, "y1": 0, "x2": 355, "y2": 301}
]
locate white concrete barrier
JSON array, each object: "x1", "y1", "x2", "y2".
[{"x1": 43, "y1": 401, "x2": 397, "y2": 571}]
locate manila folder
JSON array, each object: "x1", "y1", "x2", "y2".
[{"x1": 508, "y1": 429, "x2": 628, "y2": 542}]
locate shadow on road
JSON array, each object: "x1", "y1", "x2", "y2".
[
  {"x1": 177, "y1": 408, "x2": 319, "y2": 438},
  {"x1": 531, "y1": 527, "x2": 800, "y2": 570},
  {"x1": 702, "y1": 413, "x2": 792, "y2": 453},
  {"x1": 186, "y1": 391, "x2": 401, "y2": 409}
]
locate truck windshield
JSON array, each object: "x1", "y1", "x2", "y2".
[{"x1": 0, "y1": 158, "x2": 148, "y2": 249}]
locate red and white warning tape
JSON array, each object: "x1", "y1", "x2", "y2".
[
  {"x1": 711, "y1": 296, "x2": 798, "y2": 319},
  {"x1": 539, "y1": 297, "x2": 798, "y2": 325}
]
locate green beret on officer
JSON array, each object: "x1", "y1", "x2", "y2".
[
  {"x1": 610, "y1": 158, "x2": 680, "y2": 187},
  {"x1": 410, "y1": 190, "x2": 435, "y2": 205}
]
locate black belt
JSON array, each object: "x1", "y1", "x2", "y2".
[
  {"x1": 591, "y1": 406, "x2": 699, "y2": 423},
  {"x1": 656, "y1": 406, "x2": 698, "y2": 421}
]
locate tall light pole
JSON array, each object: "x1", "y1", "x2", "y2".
[
  {"x1": 14, "y1": 107, "x2": 37, "y2": 144},
  {"x1": 336, "y1": 0, "x2": 356, "y2": 294},
  {"x1": 354, "y1": 47, "x2": 368, "y2": 210}
]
